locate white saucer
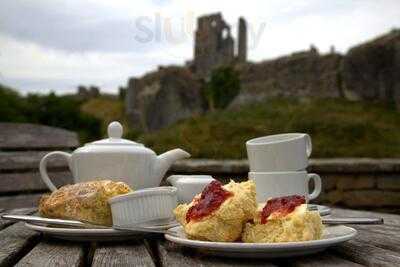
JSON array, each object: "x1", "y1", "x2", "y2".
[
  {"x1": 25, "y1": 223, "x2": 144, "y2": 242},
  {"x1": 309, "y1": 204, "x2": 331, "y2": 216},
  {"x1": 165, "y1": 225, "x2": 357, "y2": 258}
]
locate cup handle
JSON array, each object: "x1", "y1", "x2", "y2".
[
  {"x1": 39, "y1": 151, "x2": 72, "y2": 192},
  {"x1": 307, "y1": 173, "x2": 321, "y2": 200},
  {"x1": 304, "y1": 134, "x2": 312, "y2": 157}
]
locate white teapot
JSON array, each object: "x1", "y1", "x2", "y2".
[{"x1": 40, "y1": 121, "x2": 190, "y2": 191}]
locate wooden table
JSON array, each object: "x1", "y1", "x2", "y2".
[{"x1": 0, "y1": 207, "x2": 399, "y2": 267}]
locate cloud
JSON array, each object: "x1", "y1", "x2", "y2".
[
  {"x1": 0, "y1": 34, "x2": 187, "y2": 94},
  {"x1": 0, "y1": 0, "x2": 399, "y2": 94},
  {"x1": 0, "y1": 0, "x2": 161, "y2": 53}
]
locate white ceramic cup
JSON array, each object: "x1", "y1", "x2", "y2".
[
  {"x1": 249, "y1": 171, "x2": 321, "y2": 203},
  {"x1": 246, "y1": 133, "x2": 312, "y2": 172},
  {"x1": 166, "y1": 175, "x2": 215, "y2": 203}
]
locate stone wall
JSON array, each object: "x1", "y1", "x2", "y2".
[
  {"x1": 230, "y1": 50, "x2": 343, "y2": 108},
  {"x1": 237, "y1": 17, "x2": 247, "y2": 63},
  {"x1": 77, "y1": 85, "x2": 100, "y2": 100},
  {"x1": 341, "y1": 29, "x2": 400, "y2": 106},
  {"x1": 168, "y1": 158, "x2": 400, "y2": 213},
  {"x1": 230, "y1": 29, "x2": 400, "y2": 109},
  {"x1": 194, "y1": 13, "x2": 235, "y2": 77},
  {"x1": 193, "y1": 13, "x2": 248, "y2": 78},
  {"x1": 125, "y1": 66, "x2": 205, "y2": 131}
]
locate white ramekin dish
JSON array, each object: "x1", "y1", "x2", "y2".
[{"x1": 108, "y1": 186, "x2": 178, "y2": 228}]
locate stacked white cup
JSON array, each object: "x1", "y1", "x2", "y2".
[{"x1": 246, "y1": 133, "x2": 321, "y2": 203}]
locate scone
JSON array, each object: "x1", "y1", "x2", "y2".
[
  {"x1": 174, "y1": 180, "x2": 257, "y2": 242},
  {"x1": 242, "y1": 195, "x2": 323, "y2": 243},
  {"x1": 39, "y1": 180, "x2": 132, "y2": 226}
]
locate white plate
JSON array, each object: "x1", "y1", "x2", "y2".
[
  {"x1": 165, "y1": 225, "x2": 357, "y2": 258},
  {"x1": 25, "y1": 223, "x2": 144, "y2": 242},
  {"x1": 113, "y1": 220, "x2": 180, "y2": 233}
]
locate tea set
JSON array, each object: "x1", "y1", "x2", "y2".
[
  {"x1": 37, "y1": 121, "x2": 326, "y2": 230},
  {"x1": 246, "y1": 133, "x2": 321, "y2": 203},
  {"x1": 39, "y1": 121, "x2": 190, "y2": 191},
  {"x1": 2, "y1": 121, "x2": 383, "y2": 251}
]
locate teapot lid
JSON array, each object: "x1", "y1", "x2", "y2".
[{"x1": 89, "y1": 121, "x2": 143, "y2": 146}]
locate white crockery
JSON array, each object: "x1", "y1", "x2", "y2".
[
  {"x1": 249, "y1": 171, "x2": 321, "y2": 203},
  {"x1": 109, "y1": 186, "x2": 177, "y2": 227},
  {"x1": 25, "y1": 223, "x2": 143, "y2": 242},
  {"x1": 246, "y1": 133, "x2": 311, "y2": 172},
  {"x1": 39, "y1": 121, "x2": 190, "y2": 191},
  {"x1": 308, "y1": 204, "x2": 331, "y2": 216},
  {"x1": 167, "y1": 175, "x2": 215, "y2": 203},
  {"x1": 165, "y1": 225, "x2": 357, "y2": 258}
]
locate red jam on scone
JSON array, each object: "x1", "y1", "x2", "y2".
[
  {"x1": 242, "y1": 194, "x2": 323, "y2": 243},
  {"x1": 260, "y1": 195, "x2": 306, "y2": 224},
  {"x1": 186, "y1": 180, "x2": 233, "y2": 223},
  {"x1": 174, "y1": 180, "x2": 257, "y2": 242}
]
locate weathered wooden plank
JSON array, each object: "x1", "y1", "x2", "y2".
[
  {"x1": 157, "y1": 240, "x2": 278, "y2": 266},
  {"x1": 326, "y1": 208, "x2": 400, "y2": 266},
  {"x1": 0, "y1": 123, "x2": 79, "y2": 149},
  {"x1": 0, "y1": 193, "x2": 43, "y2": 210},
  {"x1": 91, "y1": 241, "x2": 155, "y2": 267},
  {"x1": 0, "y1": 222, "x2": 41, "y2": 266},
  {"x1": 288, "y1": 252, "x2": 364, "y2": 267},
  {"x1": 0, "y1": 171, "x2": 72, "y2": 194},
  {"x1": 332, "y1": 238, "x2": 400, "y2": 267},
  {"x1": 0, "y1": 207, "x2": 37, "y2": 230},
  {"x1": 15, "y1": 240, "x2": 85, "y2": 267},
  {"x1": 354, "y1": 224, "x2": 400, "y2": 237},
  {"x1": 346, "y1": 227, "x2": 400, "y2": 255},
  {"x1": 0, "y1": 151, "x2": 70, "y2": 171}
]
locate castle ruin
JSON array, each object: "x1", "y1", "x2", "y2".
[
  {"x1": 238, "y1": 17, "x2": 247, "y2": 62},
  {"x1": 125, "y1": 13, "x2": 248, "y2": 131},
  {"x1": 125, "y1": 12, "x2": 400, "y2": 132},
  {"x1": 193, "y1": 13, "x2": 247, "y2": 77},
  {"x1": 77, "y1": 85, "x2": 100, "y2": 99}
]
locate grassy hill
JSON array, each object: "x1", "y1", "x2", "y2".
[
  {"x1": 138, "y1": 98, "x2": 400, "y2": 159},
  {"x1": 81, "y1": 96, "x2": 127, "y2": 132},
  {"x1": 78, "y1": 96, "x2": 400, "y2": 159}
]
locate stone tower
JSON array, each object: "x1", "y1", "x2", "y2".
[
  {"x1": 193, "y1": 13, "x2": 235, "y2": 77},
  {"x1": 238, "y1": 17, "x2": 247, "y2": 63},
  {"x1": 125, "y1": 78, "x2": 142, "y2": 128}
]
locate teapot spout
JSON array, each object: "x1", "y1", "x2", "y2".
[{"x1": 152, "y1": 148, "x2": 190, "y2": 184}]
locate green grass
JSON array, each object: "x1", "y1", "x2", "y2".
[
  {"x1": 138, "y1": 98, "x2": 400, "y2": 159},
  {"x1": 81, "y1": 96, "x2": 128, "y2": 134}
]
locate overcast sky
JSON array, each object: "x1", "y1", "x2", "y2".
[{"x1": 0, "y1": 0, "x2": 399, "y2": 94}]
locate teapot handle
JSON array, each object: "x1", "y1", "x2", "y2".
[{"x1": 39, "y1": 151, "x2": 72, "y2": 192}]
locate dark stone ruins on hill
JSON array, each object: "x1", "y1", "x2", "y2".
[
  {"x1": 191, "y1": 13, "x2": 247, "y2": 77},
  {"x1": 125, "y1": 13, "x2": 400, "y2": 132},
  {"x1": 125, "y1": 13, "x2": 248, "y2": 131}
]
